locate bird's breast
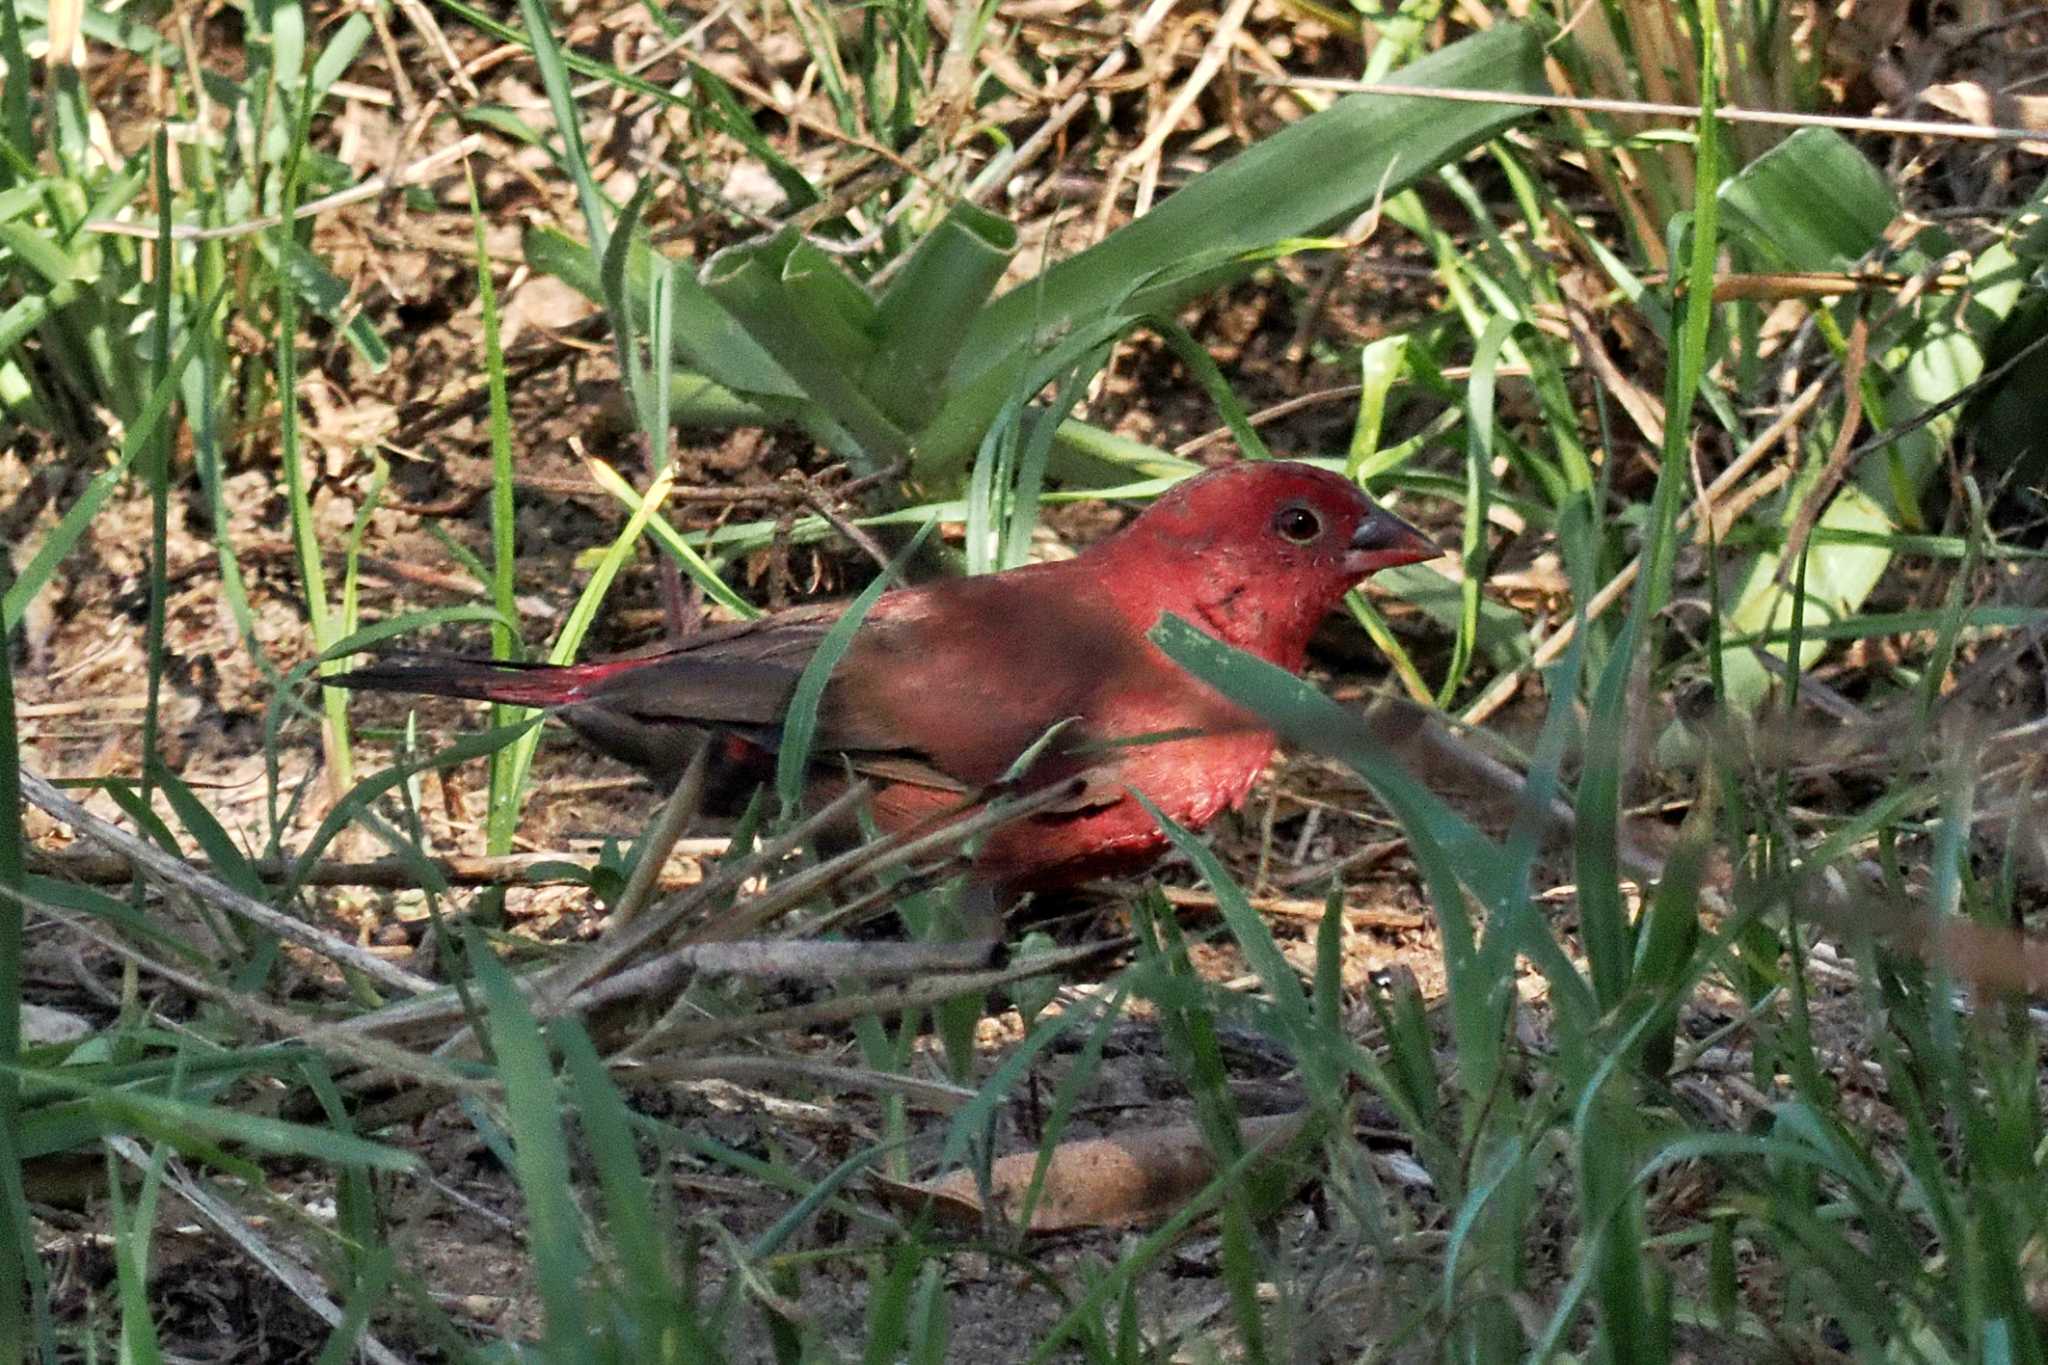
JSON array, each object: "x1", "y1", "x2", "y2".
[{"x1": 969, "y1": 726, "x2": 1277, "y2": 894}]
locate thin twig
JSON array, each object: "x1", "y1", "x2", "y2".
[
  {"x1": 568, "y1": 938, "x2": 1007, "y2": 1018},
  {"x1": 1096, "y1": 0, "x2": 1257, "y2": 233},
  {"x1": 85, "y1": 134, "x2": 485, "y2": 240},
  {"x1": 1776, "y1": 315, "x2": 1871, "y2": 583},
  {"x1": 618, "y1": 1053, "x2": 977, "y2": 1110},
  {"x1": 1460, "y1": 373, "x2": 1828, "y2": 725},
  {"x1": 388, "y1": 0, "x2": 479, "y2": 100},
  {"x1": 1158, "y1": 882, "x2": 1423, "y2": 928},
  {"x1": 1172, "y1": 363, "x2": 1525, "y2": 458},
  {"x1": 579, "y1": 784, "x2": 877, "y2": 986},
  {"x1": 1272, "y1": 836, "x2": 1409, "y2": 890},
  {"x1": 965, "y1": 0, "x2": 1180, "y2": 208},
  {"x1": 337, "y1": 786, "x2": 887, "y2": 1044},
  {"x1": 624, "y1": 937, "x2": 1131, "y2": 1057},
  {"x1": 715, "y1": 773, "x2": 1100, "y2": 943},
  {"x1": 22, "y1": 893, "x2": 486, "y2": 1095},
  {"x1": 799, "y1": 484, "x2": 898, "y2": 576}
]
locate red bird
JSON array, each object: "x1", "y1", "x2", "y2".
[{"x1": 335, "y1": 461, "x2": 1437, "y2": 902}]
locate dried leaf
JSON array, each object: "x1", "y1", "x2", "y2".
[
  {"x1": 501, "y1": 274, "x2": 599, "y2": 346},
  {"x1": 872, "y1": 1111, "x2": 1309, "y2": 1233},
  {"x1": 1922, "y1": 81, "x2": 2048, "y2": 154},
  {"x1": 21, "y1": 1002, "x2": 90, "y2": 1046}
]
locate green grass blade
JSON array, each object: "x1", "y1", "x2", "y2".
[
  {"x1": 469, "y1": 929, "x2": 591, "y2": 1352},
  {"x1": 512, "y1": 0, "x2": 610, "y2": 250},
  {"x1": 1437, "y1": 314, "x2": 1510, "y2": 704},
  {"x1": 775, "y1": 520, "x2": 932, "y2": 815},
  {"x1": 16, "y1": 1068, "x2": 420, "y2": 1172},
  {"x1": 469, "y1": 168, "x2": 529, "y2": 866},
  {"x1": 584, "y1": 459, "x2": 759, "y2": 618},
  {"x1": 1134, "y1": 793, "x2": 1349, "y2": 1099},
  {"x1": 555, "y1": 1021, "x2": 666, "y2": 1307},
  {"x1": 0, "y1": 549, "x2": 49, "y2": 1361}
]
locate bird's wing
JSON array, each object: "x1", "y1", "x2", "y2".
[
  {"x1": 579, "y1": 563, "x2": 1153, "y2": 797},
  {"x1": 570, "y1": 605, "x2": 841, "y2": 732}
]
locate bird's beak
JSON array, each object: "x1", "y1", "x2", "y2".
[{"x1": 1345, "y1": 506, "x2": 1441, "y2": 574}]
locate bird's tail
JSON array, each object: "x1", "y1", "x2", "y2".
[{"x1": 328, "y1": 654, "x2": 647, "y2": 708}]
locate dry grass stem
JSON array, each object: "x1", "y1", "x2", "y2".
[
  {"x1": 617, "y1": 1053, "x2": 978, "y2": 1110},
  {"x1": 21, "y1": 771, "x2": 438, "y2": 998},
  {"x1": 1462, "y1": 371, "x2": 1830, "y2": 725},
  {"x1": 606, "y1": 737, "x2": 711, "y2": 926},
  {"x1": 567, "y1": 937, "x2": 1008, "y2": 1017},
  {"x1": 86, "y1": 134, "x2": 487, "y2": 240},
  {"x1": 25, "y1": 844, "x2": 730, "y2": 889},
  {"x1": 622, "y1": 935, "x2": 1130, "y2": 1057}
]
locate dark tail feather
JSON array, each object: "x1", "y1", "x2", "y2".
[{"x1": 328, "y1": 653, "x2": 644, "y2": 708}]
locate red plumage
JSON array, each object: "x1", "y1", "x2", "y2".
[{"x1": 334, "y1": 461, "x2": 1437, "y2": 899}]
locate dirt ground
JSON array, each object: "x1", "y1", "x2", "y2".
[{"x1": 13, "y1": 0, "x2": 2045, "y2": 1359}]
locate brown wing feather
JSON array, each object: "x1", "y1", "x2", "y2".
[
  {"x1": 570, "y1": 560, "x2": 1152, "y2": 792},
  {"x1": 570, "y1": 604, "x2": 912, "y2": 753}
]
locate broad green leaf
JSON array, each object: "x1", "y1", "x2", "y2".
[
  {"x1": 865, "y1": 201, "x2": 1016, "y2": 428},
  {"x1": 1717, "y1": 243, "x2": 2022, "y2": 705},
  {"x1": 782, "y1": 237, "x2": 881, "y2": 374},
  {"x1": 949, "y1": 24, "x2": 1544, "y2": 386},
  {"x1": 526, "y1": 223, "x2": 802, "y2": 401},
  {"x1": 1718, "y1": 127, "x2": 1895, "y2": 269},
  {"x1": 1719, "y1": 483, "x2": 1894, "y2": 708},
  {"x1": 703, "y1": 229, "x2": 908, "y2": 471}
]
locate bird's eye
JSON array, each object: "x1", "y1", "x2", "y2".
[{"x1": 1274, "y1": 504, "x2": 1322, "y2": 544}]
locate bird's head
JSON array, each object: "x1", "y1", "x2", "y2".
[{"x1": 1096, "y1": 460, "x2": 1441, "y2": 668}]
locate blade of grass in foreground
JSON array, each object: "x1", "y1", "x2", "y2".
[
  {"x1": 775, "y1": 520, "x2": 932, "y2": 818},
  {"x1": 1576, "y1": 39, "x2": 1724, "y2": 1020},
  {"x1": 1147, "y1": 615, "x2": 1594, "y2": 1029},
  {"x1": 0, "y1": 555, "x2": 52, "y2": 1360},
  {"x1": 1139, "y1": 901, "x2": 1273, "y2": 1365},
  {"x1": 468, "y1": 169, "x2": 528, "y2": 872},
  {"x1": 138, "y1": 131, "x2": 176, "y2": 819},
  {"x1": 470, "y1": 929, "x2": 590, "y2": 1355}
]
